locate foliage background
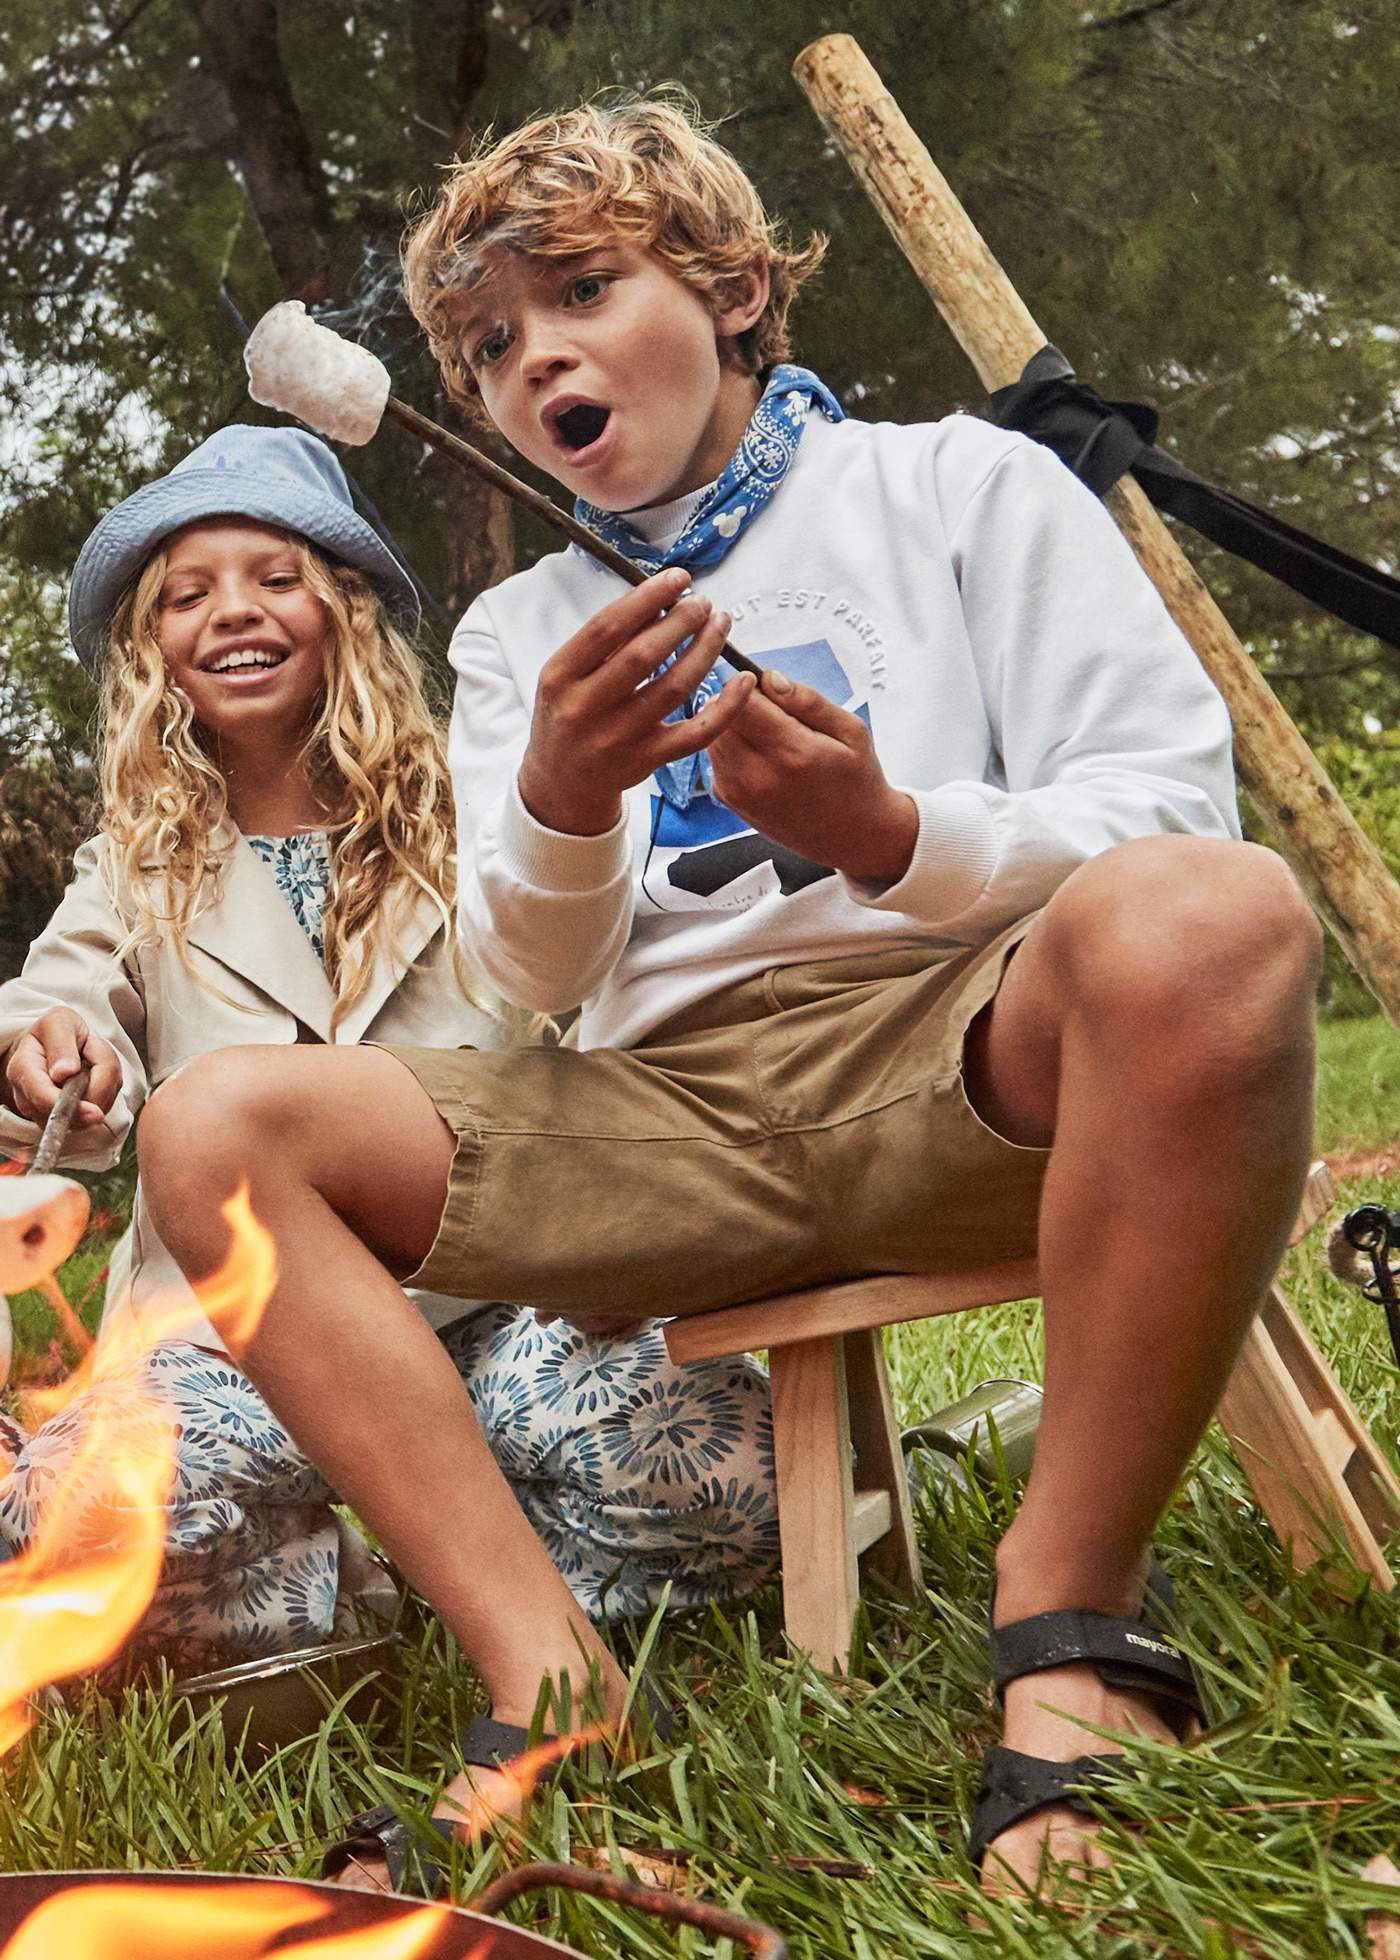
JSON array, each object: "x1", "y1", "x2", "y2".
[{"x1": 2, "y1": 0, "x2": 1398, "y2": 1001}]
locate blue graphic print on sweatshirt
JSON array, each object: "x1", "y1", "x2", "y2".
[{"x1": 642, "y1": 636, "x2": 872, "y2": 915}]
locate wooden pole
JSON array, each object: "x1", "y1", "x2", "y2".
[{"x1": 793, "y1": 33, "x2": 1400, "y2": 1028}]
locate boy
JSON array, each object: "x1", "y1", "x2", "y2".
[{"x1": 136, "y1": 96, "x2": 1321, "y2": 1896}]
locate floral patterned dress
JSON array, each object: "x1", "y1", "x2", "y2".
[
  {"x1": 0, "y1": 834, "x2": 777, "y2": 1677},
  {"x1": 246, "y1": 830, "x2": 332, "y2": 959}
]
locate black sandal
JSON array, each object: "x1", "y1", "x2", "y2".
[
  {"x1": 968, "y1": 1563, "x2": 1203, "y2": 1874},
  {"x1": 320, "y1": 1679, "x2": 676, "y2": 1898}
]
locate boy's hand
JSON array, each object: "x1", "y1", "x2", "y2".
[
  {"x1": 516, "y1": 568, "x2": 755, "y2": 837},
  {"x1": 1, "y1": 1010, "x2": 121, "y2": 1128},
  {"x1": 707, "y1": 671, "x2": 919, "y2": 887}
]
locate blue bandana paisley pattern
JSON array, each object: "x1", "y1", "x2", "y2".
[{"x1": 574, "y1": 364, "x2": 844, "y2": 809}]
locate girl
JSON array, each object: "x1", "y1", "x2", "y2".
[{"x1": 0, "y1": 423, "x2": 775, "y2": 1678}]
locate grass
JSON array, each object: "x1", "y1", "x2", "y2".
[
  {"x1": 1312, "y1": 1016, "x2": 1400, "y2": 1158},
  {"x1": 0, "y1": 1016, "x2": 1397, "y2": 1957}
]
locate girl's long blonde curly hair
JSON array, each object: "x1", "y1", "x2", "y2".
[{"x1": 97, "y1": 536, "x2": 492, "y2": 1038}]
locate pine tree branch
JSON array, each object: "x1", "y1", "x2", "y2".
[
  {"x1": 96, "y1": 0, "x2": 164, "y2": 51},
  {"x1": 1268, "y1": 654, "x2": 1392, "y2": 682},
  {"x1": 63, "y1": 147, "x2": 144, "y2": 302},
  {"x1": 409, "y1": 0, "x2": 491, "y2": 166}
]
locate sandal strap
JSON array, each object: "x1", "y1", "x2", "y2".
[
  {"x1": 991, "y1": 1604, "x2": 1199, "y2": 1708},
  {"x1": 319, "y1": 1673, "x2": 681, "y2": 1894},
  {"x1": 989, "y1": 1562, "x2": 1203, "y2": 1729},
  {"x1": 319, "y1": 1803, "x2": 458, "y2": 1897},
  {"x1": 459, "y1": 1713, "x2": 540, "y2": 1770},
  {"x1": 969, "y1": 1746, "x2": 1125, "y2": 1873},
  {"x1": 457, "y1": 1670, "x2": 677, "y2": 1771}
]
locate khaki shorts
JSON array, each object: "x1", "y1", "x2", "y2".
[{"x1": 388, "y1": 917, "x2": 1049, "y2": 1321}]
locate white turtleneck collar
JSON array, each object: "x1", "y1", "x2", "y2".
[{"x1": 619, "y1": 480, "x2": 718, "y2": 557}]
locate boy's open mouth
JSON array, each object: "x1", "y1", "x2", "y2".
[{"x1": 551, "y1": 401, "x2": 611, "y2": 453}]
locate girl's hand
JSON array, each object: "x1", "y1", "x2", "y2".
[
  {"x1": 1, "y1": 1010, "x2": 121, "y2": 1127},
  {"x1": 517, "y1": 569, "x2": 756, "y2": 837},
  {"x1": 707, "y1": 671, "x2": 920, "y2": 886}
]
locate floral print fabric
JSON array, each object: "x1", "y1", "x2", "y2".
[
  {"x1": 0, "y1": 1307, "x2": 777, "y2": 1681},
  {"x1": 246, "y1": 830, "x2": 331, "y2": 959}
]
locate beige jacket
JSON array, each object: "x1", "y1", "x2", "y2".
[{"x1": 0, "y1": 833, "x2": 497, "y2": 1350}]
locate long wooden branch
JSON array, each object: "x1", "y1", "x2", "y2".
[{"x1": 793, "y1": 32, "x2": 1400, "y2": 1029}]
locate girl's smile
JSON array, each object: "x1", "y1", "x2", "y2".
[{"x1": 157, "y1": 519, "x2": 329, "y2": 736}]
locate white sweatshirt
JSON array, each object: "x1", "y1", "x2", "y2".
[{"x1": 449, "y1": 412, "x2": 1239, "y2": 1050}]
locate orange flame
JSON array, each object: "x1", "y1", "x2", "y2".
[
  {"x1": 0, "y1": 1186, "x2": 276, "y2": 1748},
  {"x1": 0, "y1": 1186, "x2": 542, "y2": 1955},
  {"x1": 448, "y1": 1725, "x2": 609, "y2": 1840},
  {"x1": 21, "y1": 1184, "x2": 276, "y2": 1430},
  {"x1": 0, "y1": 1880, "x2": 471, "y2": 1959}
]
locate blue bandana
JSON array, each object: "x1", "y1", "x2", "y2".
[{"x1": 574, "y1": 364, "x2": 844, "y2": 808}]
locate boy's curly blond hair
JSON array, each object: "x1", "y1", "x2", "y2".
[{"x1": 402, "y1": 91, "x2": 825, "y2": 424}]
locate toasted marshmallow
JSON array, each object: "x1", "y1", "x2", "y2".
[{"x1": 245, "y1": 302, "x2": 391, "y2": 447}]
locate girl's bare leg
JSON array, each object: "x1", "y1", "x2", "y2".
[
  {"x1": 961, "y1": 835, "x2": 1322, "y2": 1896},
  {"x1": 139, "y1": 1046, "x2": 629, "y2": 1886}
]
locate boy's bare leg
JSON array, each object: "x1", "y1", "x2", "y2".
[
  {"x1": 960, "y1": 834, "x2": 1322, "y2": 1896},
  {"x1": 139, "y1": 1046, "x2": 631, "y2": 1888},
  {"x1": 139, "y1": 831, "x2": 1321, "y2": 1896}
]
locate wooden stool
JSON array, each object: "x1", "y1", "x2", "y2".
[{"x1": 664, "y1": 1161, "x2": 1400, "y2": 1669}]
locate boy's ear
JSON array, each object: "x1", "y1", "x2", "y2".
[{"x1": 714, "y1": 260, "x2": 771, "y2": 344}]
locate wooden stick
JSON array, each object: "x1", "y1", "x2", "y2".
[
  {"x1": 793, "y1": 33, "x2": 1400, "y2": 1028},
  {"x1": 383, "y1": 397, "x2": 764, "y2": 679},
  {"x1": 37, "y1": 1273, "x2": 93, "y2": 1359},
  {"x1": 29, "y1": 1068, "x2": 91, "y2": 1178}
]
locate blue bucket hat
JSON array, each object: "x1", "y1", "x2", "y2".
[{"x1": 68, "y1": 424, "x2": 420, "y2": 674}]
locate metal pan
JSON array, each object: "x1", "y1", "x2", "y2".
[
  {"x1": 0, "y1": 1864, "x2": 789, "y2": 1956},
  {"x1": 172, "y1": 1629, "x2": 403, "y2": 1752}
]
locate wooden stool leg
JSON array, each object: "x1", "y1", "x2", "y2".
[
  {"x1": 844, "y1": 1327, "x2": 921, "y2": 1596},
  {"x1": 769, "y1": 1336, "x2": 859, "y2": 1670},
  {"x1": 1218, "y1": 1283, "x2": 1400, "y2": 1591}
]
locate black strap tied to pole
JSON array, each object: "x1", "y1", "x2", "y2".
[{"x1": 989, "y1": 345, "x2": 1400, "y2": 657}]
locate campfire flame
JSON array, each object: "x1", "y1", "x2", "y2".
[
  {"x1": 0, "y1": 1186, "x2": 276, "y2": 1751},
  {"x1": 18, "y1": 1183, "x2": 276, "y2": 1435},
  {"x1": 0, "y1": 1183, "x2": 585, "y2": 1957}
]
